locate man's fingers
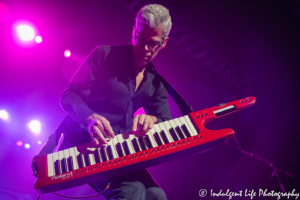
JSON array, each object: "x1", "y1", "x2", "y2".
[
  {"x1": 137, "y1": 115, "x2": 146, "y2": 132},
  {"x1": 102, "y1": 119, "x2": 115, "y2": 139},
  {"x1": 92, "y1": 126, "x2": 108, "y2": 144},
  {"x1": 142, "y1": 119, "x2": 150, "y2": 132},
  {"x1": 132, "y1": 115, "x2": 139, "y2": 131}
]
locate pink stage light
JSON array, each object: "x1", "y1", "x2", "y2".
[
  {"x1": 35, "y1": 35, "x2": 42, "y2": 43},
  {"x1": 64, "y1": 50, "x2": 71, "y2": 58},
  {"x1": 16, "y1": 24, "x2": 35, "y2": 41},
  {"x1": 29, "y1": 120, "x2": 41, "y2": 134},
  {"x1": 16, "y1": 141, "x2": 23, "y2": 146},
  {"x1": 0, "y1": 109, "x2": 8, "y2": 120}
]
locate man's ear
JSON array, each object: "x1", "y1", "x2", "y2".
[{"x1": 160, "y1": 37, "x2": 169, "y2": 49}]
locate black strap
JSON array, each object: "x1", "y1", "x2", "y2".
[{"x1": 154, "y1": 69, "x2": 194, "y2": 115}]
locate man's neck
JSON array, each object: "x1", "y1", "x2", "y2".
[{"x1": 133, "y1": 62, "x2": 148, "y2": 76}]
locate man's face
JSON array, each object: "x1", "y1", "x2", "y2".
[{"x1": 132, "y1": 24, "x2": 169, "y2": 67}]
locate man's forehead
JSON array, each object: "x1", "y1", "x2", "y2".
[{"x1": 136, "y1": 24, "x2": 164, "y2": 41}]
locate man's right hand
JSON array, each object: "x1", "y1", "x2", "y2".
[{"x1": 86, "y1": 114, "x2": 115, "y2": 145}]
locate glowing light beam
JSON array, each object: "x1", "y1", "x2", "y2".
[
  {"x1": 16, "y1": 24, "x2": 35, "y2": 41},
  {"x1": 64, "y1": 50, "x2": 71, "y2": 58},
  {"x1": 0, "y1": 109, "x2": 8, "y2": 120},
  {"x1": 35, "y1": 35, "x2": 42, "y2": 43},
  {"x1": 29, "y1": 120, "x2": 41, "y2": 134}
]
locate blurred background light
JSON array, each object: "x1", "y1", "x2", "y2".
[
  {"x1": 16, "y1": 141, "x2": 23, "y2": 146},
  {"x1": 64, "y1": 49, "x2": 71, "y2": 58},
  {"x1": 28, "y1": 120, "x2": 41, "y2": 134},
  {"x1": 24, "y1": 143, "x2": 30, "y2": 149},
  {"x1": 16, "y1": 24, "x2": 35, "y2": 41},
  {"x1": 35, "y1": 35, "x2": 42, "y2": 43},
  {"x1": 0, "y1": 109, "x2": 9, "y2": 120},
  {"x1": 37, "y1": 141, "x2": 42, "y2": 144}
]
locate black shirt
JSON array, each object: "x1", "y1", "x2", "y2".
[{"x1": 59, "y1": 44, "x2": 171, "y2": 147}]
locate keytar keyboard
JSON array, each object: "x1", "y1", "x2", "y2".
[{"x1": 33, "y1": 97, "x2": 256, "y2": 194}]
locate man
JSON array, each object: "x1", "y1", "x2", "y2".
[{"x1": 58, "y1": 4, "x2": 172, "y2": 200}]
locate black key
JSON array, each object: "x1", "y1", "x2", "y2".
[
  {"x1": 122, "y1": 141, "x2": 131, "y2": 155},
  {"x1": 132, "y1": 138, "x2": 141, "y2": 152},
  {"x1": 84, "y1": 152, "x2": 91, "y2": 166},
  {"x1": 170, "y1": 128, "x2": 179, "y2": 141},
  {"x1": 160, "y1": 130, "x2": 169, "y2": 144},
  {"x1": 67, "y1": 157, "x2": 74, "y2": 171},
  {"x1": 138, "y1": 137, "x2": 147, "y2": 150},
  {"x1": 116, "y1": 143, "x2": 124, "y2": 157},
  {"x1": 54, "y1": 160, "x2": 62, "y2": 175},
  {"x1": 181, "y1": 124, "x2": 191, "y2": 137},
  {"x1": 175, "y1": 126, "x2": 185, "y2": 139},
  {"x1": 94, "y1": 149, "x2": 101, "y2": 163},
  {"x1": 77, "y1": 154, "x2": 85, "y2": 168},
  {"x1": 107, "y1": 145, "x2": 114, "y2": 160},
  {"x1": 61, "y1": 158, "x2": 68, "y2": 173},
  {"x1": 154, "y1": 132, "x2": 163, "y2": 146},
  {"x1": 145, "y1": 135, "x2": 153, "y2": 148},
  {"x1": 100, "y1": 147, "x2": 108, "y2": 161}
]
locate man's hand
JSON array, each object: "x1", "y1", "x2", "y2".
[
  {"x1": 132, "y1": 114, "x2": 157, "y2": 136},
  {"x1": 86, "y1": 114, "x2": 115, "y2": 145}
]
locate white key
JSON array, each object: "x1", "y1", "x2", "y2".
[
  {"x1": 100, "y1": 144, "x2": 109, "y2": 162},
  {"x1": 47, "y1": 153, "x2": 54, "y2": 176},
  {"x1": 58, "y1": 150, "x2": 65, "y2": 172},
  {"x1": 58, "y1": 150, "x2": 64, "y2": 162},
  {"x1": 168, "y1": 119, "x2": 181, "y2": 140},
  {"x1": 147, "y1": 128, "x2": 158, "y2": 147},
  {"x1": 136, "y1": 135, "x2": 147, "y2": 150},
  {"x1": 141, "y1": 129, "x2": 154, "y2": 149},
  {"x1": 129, "y1": 134, "x2": 141, "y2": 152},
  {"x1": 52, "y1": 152, "x2": 59, "y2": 175},
  {"x1": 153, "y1": 124, "x2": 164, "y2": 145},
  {"x1": 63, "y1": 149, "x2": 70, "y2": 172},
  {"x1": 148, "y1": 128, "x2": 158, "y2": 148},
  {"x1": 116, "y1": 134, "x2": 126, "y2": 157},
  {"x1": 107, "y1": 139, "x2": 118, "y2": 159},
  {"x1": 86, "y1": 143, "x2": 96, "y2": 165},
  {"x1": 121, "y1": 133, "x2": 135, "y2": 154},
  {"x1": 174, "y1": 118, "x2": 186, "y2": 139},
  {"x1": 184, "y1": 115, "x2": 198, "y2": 136},
  {"x1": 68, "y1": 147, "x2": 78, "y2": 170},
  {"x1": 74, "y1": 145, "x2": 85, "y2": 168},
  {"x1": 164, "y1": 120, "x2": 178, "y2": 141},
  {"x1": 94, "y1": 147, "x2": 102, "y2": 163},
  {"x1": 158, "y1": 122, "x2": 174, "y2": 143},
  {"x1": 178, "y1": 117, "x2": 192, "y2": 137}
]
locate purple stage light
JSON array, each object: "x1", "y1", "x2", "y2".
[
  {"x1": 64, "y1": 50, "x2": 71, "y2": 58},
  {"x1": 16, "y1": 24, "x2": 35, "y2": 41},
  {"x1": 37, "y1": 141, "x2": 42, "y2": 144},
  {"x1": 16, "y1": 141, "x2": 23, "y2": 146},
  {"x1": 0, "y1": 109, "x2": 8, "y2": 120},
  {"x1": 35, "y1": 35, "x2": 42, "y2": 43},
  {"x1": 28, "y1": 120, "x2": 41, "y2": 134},
  {"x1": 24, "y1": 143, "x2": 31, "y2": 149}
]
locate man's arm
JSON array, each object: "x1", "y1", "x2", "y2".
[
  {"x1": 59, "y1": 46, "x2": 115, "y2": 144},
  {"x1": 133, "y1": 79, "x2": 172, "y2": 136}
]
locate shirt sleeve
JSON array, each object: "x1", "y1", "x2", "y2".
[
  {"x1": 59, "y1": 46, "x2": 108, "y2": 124},
  {"x1": 146, "y1": 80, "x2": 172, "y2": 123}
]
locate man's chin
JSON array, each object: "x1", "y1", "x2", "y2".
[{"x1": 137, "y1": 59, "x2": 150, "y2": 67}]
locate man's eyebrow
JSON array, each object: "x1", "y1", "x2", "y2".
[{"x1": 148, "y1": 38, "x2": 163, "y2": 43}]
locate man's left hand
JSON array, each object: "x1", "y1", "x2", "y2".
[{"x1": 132, "y1": 114, "x2": 157, "y2": 136}]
